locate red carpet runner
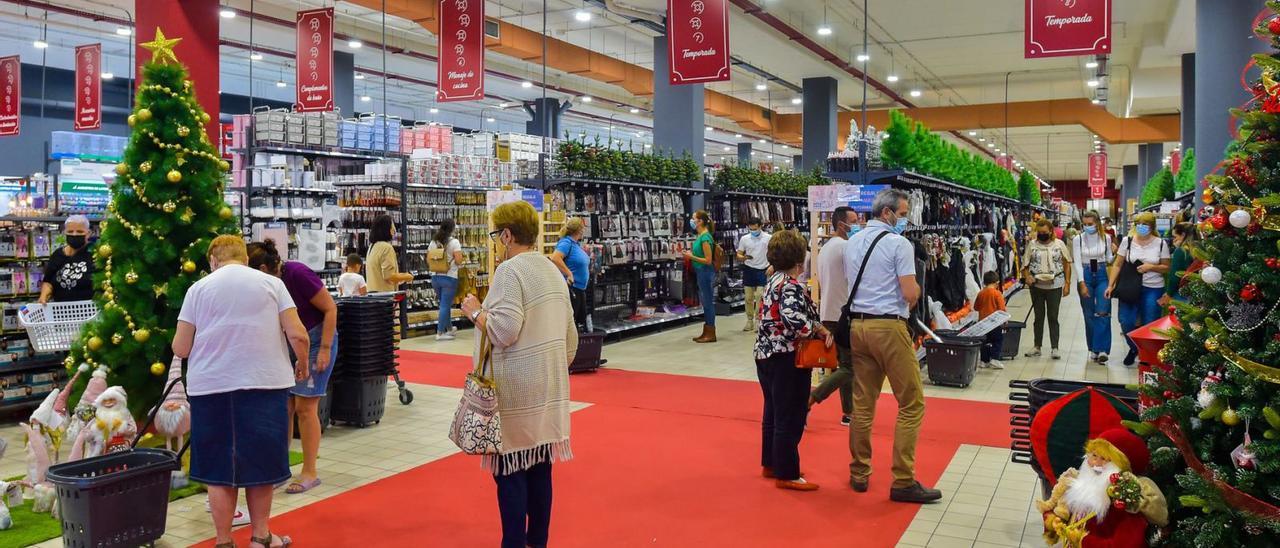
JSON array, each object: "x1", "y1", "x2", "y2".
[{"x1": 199, "y1": 351, "x2": 1011, "y2": 547}]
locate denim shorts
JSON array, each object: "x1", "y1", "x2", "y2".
[
  {"x1": 189, "y1": 389, "x2": 291, "y2": 488},
  {"x1": 742, "y1": 266, "x2": 768, "y2": 288},
  {"x1": 291, "y1": 324, "x2": 337, "y2": 398}
]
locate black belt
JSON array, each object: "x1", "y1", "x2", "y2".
[{"x1": 850, "y1": 313, "x2": 906, "y2": 321}]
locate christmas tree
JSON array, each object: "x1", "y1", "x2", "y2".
[
  {"x1": 1174, "y1": 148, "x2": 1198, "y2": 194},
  {"x1": 65, "y1": 28, "x2": 239, "y2": 417},
  {"x1": 1139, "y1": 166, "x2": 1174, "y2": 208},
  {"x1": 1017, "y1": 169, "x2": 1040, "y2": 205},
  {"x1": 1142, "y1": 4, "x2": 1280, "y2": 545}
]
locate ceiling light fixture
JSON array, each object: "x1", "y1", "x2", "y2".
[
  {"x1": 101, "y1": 72, "x2": 114, "y2": 80},
  {"x1": 220, "y1": 8, "x2": 236, "y2": 18},
  {"x1": 276, "y1": 79, "x2": 287, "y2": 88},
  {"x1": 1085, "y1": 60, "x2": 1099, "y2": 68},
  {"x1": 968, "y1": 131, "x2": 977, "y2": 136},
  {"x1": 734, "y1": 134, "x2": 742, "y2": 139},
  {"x1": 521, "y1": 81, "x2": 534, "y2": 88},
  {"x1": 581, "y1": 96, "x2": 592, "y2": 103},
  {"x1": 645, "y1": 144, "x2": 652, "y2": 148},
  {"x1": 348, "y1": 39, "x2": 363, "y2": 49},
  {"x1": 756, "y1": 83, "x2": 767, "y2": 91},
  {"x1": 791, "y1": 97, "x2": 802, "y2": 105},
  {"x1": 978, "y1": 137, "x2": 986, "y2": 142},
  {"x1": 33, "y1": 39, "x2": 48, "y2": 49},
  {"x1": 486, "y1": 117, "x2": 495, "y2": 122},
  {"x1": 429, "y1": 107, "x2": 439, "y2": 113},
  {"x1": 354, "y1": 73, "x2": 365, "y2": 80},
  {"x1": 856, "y1": 53, "x2": 869, "y2": 62},
  {"x1": 1086, "y1": 79, "x2": 1099, "y2": 87},
  {"x1": 115, "y1": 27, "x2": 132, "y2": 36},
  {"x1": 758, "y1": 139, "x2": 766, "y2": 144},
  {"x1": 817, "y1": 25, "x2": 832, "y2": 36},
  {"x1": 909, "y1": 89, "x2": 922, "y2": 97},
  {"x1": 575, "y1": 9, "x2": 592, "y2": 22},
  {"x1": 887, "y1": 74, "x2": 899, "y2": 82},
  {"x1": 629, "y1": 107, "x2": 639, "y2": 114},
  {"x1": 360, "y1": 95, "x2": 372, "y2": 102},
  {"x1": 987, "y1": 143, "x2": 995, "y2": 148},
  {"x1": 723, "y1": 146, "x2": 731, "y2": 151},
  {"x1": 250, "y1": 52, "x2": 263, "y2": 61}
]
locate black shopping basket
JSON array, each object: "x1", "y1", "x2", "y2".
[{"x1": 47, "y1": 376, "x2": 189, "y2": 548}]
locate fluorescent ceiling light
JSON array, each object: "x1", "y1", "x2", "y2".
[
  {"x1": 499, "y1": 102, "x2": 510, "y2": 108},
  {"x1": 486, "y1": 117, "x2": 495, "y2": 122},
  {"x1": 978, "y1": 137, "x2": 985, "y2": 142},
  {"x1": 429, "y1": 107, "x2": 439, "y2": 113},
  {"x1": 856, "y1": 53, "x2": 870, "y2": 62},
  {"x1": 790, "y1": 97, "x2": 802, "y2": 105},
  {"x1": 521, "y1": 81, "x2": 534, "y2": 88},
  {"x1": 705, "y1": 126, "x2": 713, "y2": 131},
  {"x1": 887, "y1": 74, "x2": 899, "y2": 83},
  {"x1": 723, "y1": 146, "x2": 731, "y2": 151},
  {"x1": 909, "y1": 89, "x2": 922, "y2": 97},
  {"x1": 354, "y1": 73, "x2": 365, "y2": 80},
  {"x1": 756, "y1": 83, "x2": 767, "y2": 91},
  {"x1": 817, "y1": 26, "x2": 832, "y2": 36},
  {"x1": 1086, "y1": 79, "x2": 1099, "y2": 87},
  {"x1": 276, "y1": 80, "x2": 287, "y2": 88},
  {"x1": 968, "y1": 131, "x2": 976, "y2": 136},
  {"x1": 644, "y1": 144, "x2": 652, "y2": 148},
  {"x1": 33, "y1": 39, "x2": 48, "y2": 49},
  {"x1": 767, "y1": 154, "x2": 773, "y2": 159},
  {"x1": 758, "y1": 139, "x2": 766, "y2": 144},
  {"x1": 100, "y1": 72, "x2": 114, "y2": 80},
  {"x1": 629, "y1": 108, "x2": 639, "y2": 114},
  {"x1": 1000, "y1": 152, "x2": 1007, "y2": 157},
  {"x1": 348, "y1": 39, "x2": 363, "y2": 49},
  {"x1": 575, "y1": 10, "x2": 592, "y2": 22},
  {"x1": 986, "y1": 143, "x2": 994, "y2": 148},
  {"x1": 734, "y1": 134, "x2": 742, "y2": 138},
  {"x1": 580, "y1": 96, "x2": 592, "y2": 103},
  {"x1": 219, "y1": 8, "x2": 236, "y2": 18},
  {"x1": 1085, "y1": 60, "x2": 1099, "y2": 68},
  {"x1": 250, "y1": 52, "x2": 263, "y2": 61},
  {"x1": 116, "y1": 27, "x2": 132, "y2": 36},
  {"x1": 360, "y1": 95, "x2": 372, "y2": 102}
]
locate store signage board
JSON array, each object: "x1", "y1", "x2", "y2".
[
  {"x1": 520, "y1": 189, "x2": 544, "y2": 212},
  {"x1": 437, "y1": 0, "x2": 485, "y2": 102},
  {"x1": 295, "y1": 8, "x2": 334, "y2": 112},
  {"x1": 838, "y1": 184, "x2": 889, "y2": 212},
  {"x1": 0, "y1": 55, "x2": 19, "y2": 136},
  {"x1": 1088, "y1": 152, "x2": 1107, "y2": 188},
  {"x1": 666, "y1": 0, "x2": 730, "y2": 85},
  {"x1": 1024, "y1": 0, "x2": 1110, "y2": 58},
  {"x1": 57, "y1": 159, "x2": 113, "y2": 194},
  {"x1": 74, "y1": 44, "x2": 102, "y2": 131},
  {"x1": 1170, "y1": 149, "x2": 1181, "y2": 175},
  {"x1": 808, "y1": 185, "x2": 840, "y2": 212},
  {"x1": 1090, "y1": 185, "x2": 1105, "y2": 199},
  {"x1": 486, "y1": 190, "x2": 521, "y2": 211}
]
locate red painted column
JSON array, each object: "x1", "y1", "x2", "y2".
[{"x1": 135, "y1": 0, "x2": 220, "y2": 142}]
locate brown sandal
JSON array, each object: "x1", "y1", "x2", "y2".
[
  {"x1": 250, "y1": 532, "x2": 292, "y2": 548},
  {"x1": 215, "y1": 543, "x2": 236, "y2": 548}
]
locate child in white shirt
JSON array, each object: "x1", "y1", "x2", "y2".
[{"x1": 337, "y1": 253, "x2": 368, "y2": 297}]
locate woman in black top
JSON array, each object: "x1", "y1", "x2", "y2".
[{"x1": 39, "y1": 215, "x2": 94, "y2": 303}]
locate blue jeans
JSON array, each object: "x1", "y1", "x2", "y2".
[
  {"x1": 432, "y1": 275, "x2": 459, "y2": 333},
  {"x1": 696, "y1": 266, "x2": 716, "y2": 327},
  {"x1": 1118, "y1": 286, "x2": 1164, "y2": 356},
  {"x1": 493, "y1": 462, "x2": 552, "y2": 548},
  {"x1": 981, "y1": 328, "x2": 1005, "y2": 363},
  {"x1": 1079, "y1": 267, "x2": 1112, "y2": 355}
]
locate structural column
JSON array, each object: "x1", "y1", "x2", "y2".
[
  {"x1": 1121, "y1": 164, "x2": 1140, "y2": 221},
  {"x1": 136, "y1": 0, "x2": 219, "y2": 143},
  {"x1": 1136, "y1": 143, "x2": 1164, "y2": 190},
  {"x1": 801, "y1": 77, "x2": 837, "y2": 172},
  {"x1": 1180, "y1": 53, "x2": 1194, "y2": 152},
  {"x1": 1195, "y1": 0, "x2": 1269, "y2": 187},
  {"x1": 334, "y1": 51, "x2": 355, "y2": 118},
  {"x1": 523, "y1": 98, "x2": 568, "y2": 138},
  {"x1": 737, "y1": 142, "x2": 752, "y2": 166},
  {"x1": 652, "y1": 37, "x2": 705, "y2": 186}
]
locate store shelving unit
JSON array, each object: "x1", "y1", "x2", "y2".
[{"x1": 707, "y1": 188, "x2": 810, "y2": 313}]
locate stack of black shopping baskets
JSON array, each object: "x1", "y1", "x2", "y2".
[{"x1": 331, "y1": 296, "x2": 413, "y2": 427}]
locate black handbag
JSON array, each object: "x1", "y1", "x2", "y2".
[
  {"x1": 836, "y1": 231, "x2": 891, "y2": 349},
  {"x1": 1113, "y1": 237, "x2": 1160, "y2": 304}
]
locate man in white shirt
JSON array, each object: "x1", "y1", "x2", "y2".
[
  {"x1": 172, "y1": 235, "x2": 312, "y2": 548},
  {"x1": 809, "y1": 206, "x2": 857, "y2": 426},
  {"x1": 736, "y1": 217, "x2": 771, "y2": 331}
]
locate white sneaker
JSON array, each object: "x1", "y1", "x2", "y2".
[
  {"x1": 1051, "y1": 349, "x2": 1061, "y2": 360},
  {"x1": 436, "y1": 333, "x2": 456, "y2": 341},
  {"x1": 742, "y1": 323, "x2": 754, "y2": 332},
  {"x1": 1088, "y1": 352, "x2": 1098, "y2": 362},
  {"x1": 449, "y1": 326, "x2": 458, "y2": 334},
  {"x1": 986, "y1": 359, "x2": 1005, "y2": 370},
  {"x1": 1097, "y1": 352, "x2": 1109, "y2": 363},
  {"x1": 205, "y1": 499, "x2": 251, "y2": 527}
]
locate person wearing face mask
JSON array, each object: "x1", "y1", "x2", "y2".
[
  {"x1": 39, "y1": 215, "x2": 94, "y2": 304},
  {"x1": 1160, "y1": 222, "x2": 1198, "y2": 307},
  {"x1": 1021, "y1": 218, "x2": 1073, "y2": 360},
  {"x1": 842, "y1": 189, "x2": 941, "y2": 504},
  {"x1": 459, "y1": 201, "x2": 577, "y2": 548},
  {"x1": 736, "y1": 217, "x2": 772, "y2": 332},
  {"x1": 364, "y1": 214, "x2": 415, "y2": 293},
  {"x1": 1105, "y1": 212, "x2": 1171, "y2": 366},
  {"x1": 684, "y1": 209, "x2": 718, "y2": 343},
  {"x1": 1072, "y1": 211, "x2": 1114, "y2": 363},
  {"x1": 810, "y1": 206, "x2": 858, "y2": 426}
]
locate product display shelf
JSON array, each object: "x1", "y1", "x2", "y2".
[
  {"x1": 827, "y1": 169, "x2": 1024, "y2": 207},
  {"x1": 533, "y1": 177, "x2": 710, "y2": 195},
  {"x1": 400, "y1": 185, "x2": 490, "y2": 335},
  {"x1": 709, "y1": 188, "x2": 811, "y2": 315}
]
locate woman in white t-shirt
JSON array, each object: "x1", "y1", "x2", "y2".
[
  {"x1": 1072, "y1": 210, "x2": 1114, "y2": 363},
  {"x1": 171, "y1": 235, "x2": 312, "y2": 548},
  {"x1": 1105, "y1": 212, "x2": 1171, "y2": 366},
  {"x1": 428, "y1": 219, "x2": 466, "y2": 341}
]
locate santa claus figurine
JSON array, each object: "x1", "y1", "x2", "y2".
[
  {"x1": 152, "y1": 358, "x2": 190, "y2": 453},
  {"x1": 67, "y1": 385, "x2": 136, "y2": 460},
  {"x1": 1037, "y1": 428, "x2": 1168, "y2": 547}
]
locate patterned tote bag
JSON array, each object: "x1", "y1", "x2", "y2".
[{"x1": 448, "y1": 331, "x2": 503, "y2": 454}]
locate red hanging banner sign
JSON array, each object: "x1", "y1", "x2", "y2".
[
  {"x1": 1088, "y1": 152, "x2": 1107, "y2": 188},
  {"x1": 1090, "y1": 186, "x2": 1105, "y2": 199},
  {"x1": 1025, "y1": 0, "x2": 1111, "y2": 58},
  {"x1": 1170, "y1": 149, "x2": 1182, "y2": 175},
  {"x1": 0, "y1": 55, "x2": 19, "y2": 137},
  {"x1": 74, "y1": 44, "x2": 102, "y2": 131},
  {"x1": 437, "y1": 0, "x2": 485, "y2": 103},
  {"x1": 295, "y1": 8, "x2": 334, "y2": 112},
  {"x1": 996, "y1": 156, "x2": 1013, "y2": 172},
  {"x1": 666, "y1": 0, "x2": 730, "y2": 85}
]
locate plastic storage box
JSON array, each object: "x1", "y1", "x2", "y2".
[
  {"x1": 999, "y1": 321, "x2": 1025, "y2": 360},
  {"x1": 47, "y1": 448, "x2": 181, "y2": 548},
  {"x1": 331, "y1": 374, "x2": 387, "y2": 427},
  {"x1": 924, "y1": 332, "x2": 983, "y2": 388}
]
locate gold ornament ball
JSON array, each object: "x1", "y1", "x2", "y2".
[
  {"x1": 1157, "y1": 347, "x2": 1170, "y2": 364},
  {"x1": 1205, "y1": 338, "x2": 1221, "y2": 352},
  {"x1": 111, "y1": 333, "x2": 123, "y2": 345},
  {"x1": 177, "y1": 126, "x2": 190, "y2": 137},
  {"x1": 114, "y1": 163, "x2": 128, "y2": 176},
  {"x1": 127, "y1": 114, "x2": 137, "y2": 127},
  {"x1": 133, "y1": 328, "x2": 151, "y2": 343},
  {"x1": 137, "y1": 108, "x2": 152, "y2": 121},
  {"x1": 139, "y1": 161, "x2": 152, "y2": 173},
  {"x1": 1223, "y1": 408, "x2": 1242, "y2": 426},
  {"x1": 201, "y1": 112, "x2": 211, "y2": 123},
  {"x1": 163, "y1": 201, "x2": 177, "y2": 213},
  {"x1": 183, "y1": 260, "x2": 197, "y2": 273},
  {"x1": 125, "y1": 271, "x2": 139, "y2": 284},
  {"x1": 87, "y1": 336, "x2": 103, "y2": 351},
  {"x1": 97, "y1": 244, "x2": 112, "y2": 258},
  {"x1": 150, "y1": 362, "x2": 165, "y2": 376},
  {"x1": 219, "y1": 207, "x2": 233, "y2": 220},
  {"x1": 219, "y1": 160, "x2": 231, "y2": 171},
  {"x1": 167, "y1": 170, "x2": 182, "y2": 183}
]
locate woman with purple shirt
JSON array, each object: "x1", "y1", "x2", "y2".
[{"x1": 248, "y1": 241, "x2": 338, "y2": 495}]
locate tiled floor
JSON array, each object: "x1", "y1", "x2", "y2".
[{"x1": 1, "y1": 288, "x2": 1137, "y2": 546}]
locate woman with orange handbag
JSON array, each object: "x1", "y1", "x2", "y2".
[{"x1": 754, "y1": 229, "x2": 834, "y2": 492}]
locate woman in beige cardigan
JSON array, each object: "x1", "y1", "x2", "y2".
[{"x1": 461, "y1": 200, "x2": 578, "y2": 548}]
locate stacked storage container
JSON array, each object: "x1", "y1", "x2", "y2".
[{"x1": 330, "y1": 296, "x2": 399, "y2": 427}]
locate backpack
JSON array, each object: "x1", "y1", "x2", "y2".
[
  {"x1": 427, "y1": 241, "x2": 450, "y2": 274},
  {"x1": 711, "y1": 242, "x2": 727, "y2": 271}
]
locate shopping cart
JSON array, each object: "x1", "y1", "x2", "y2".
[
  {"x1": 46, "y1": 376, "x2": 188, "y2": 548},
  {"x1": 17, "y1": 300, "x2": 99, "y2": 353}
]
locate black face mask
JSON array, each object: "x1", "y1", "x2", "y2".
[
  {"x1": 1036, "y1": 233, "x2": 1051, "y2": 243},
  {"x1": 66, "y1": 235, "x2": 87, "y2": 249}
]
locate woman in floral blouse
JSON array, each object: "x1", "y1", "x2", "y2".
[{"x1": 754, "y1": 229, "x2": 833, "y2": 492}]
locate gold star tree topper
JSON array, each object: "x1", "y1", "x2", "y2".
[{"x1": 141, "y1": 28, "x2": 182, "y2": 65}]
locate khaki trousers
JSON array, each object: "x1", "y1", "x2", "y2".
[
  {"x1": 743, "y1": 285, "x2": 763, "y2": 329},
  {"x1": 848, "y1": 318, "x2": 925, "y2": 488}
]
